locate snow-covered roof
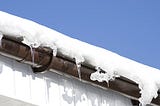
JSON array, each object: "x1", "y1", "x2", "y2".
[{"x1": 0, "y1": 11, "x2": 160, "y2": 106}]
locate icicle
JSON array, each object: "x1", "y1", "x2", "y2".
[
  {"x1": 139, "y1": 103, "x2": 142, "y2": 106},
  {"x1": 0, "y1": 32, "x2": 3, "y2": 47},
  {"x1": 29, "y1": 45, "x2": 35, "y2": 65},
  {"x1": 52, "y1": 44, "x2": 57, "y2": 56},
  {"x1": 76, "y1": 62, "x2": 82, "y2": 81},
  {"x1": 75, "y1": 56, "x2": 85, "y2": 81}
]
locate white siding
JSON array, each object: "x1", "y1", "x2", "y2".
[{"x1": 0, "y1": 55, "x2": 132, "y2": 106}]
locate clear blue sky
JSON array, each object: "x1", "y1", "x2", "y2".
[{"x1": 0, "y1": 1, "x2": 160, "y2": 69}]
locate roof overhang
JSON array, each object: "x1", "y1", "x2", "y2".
[{"x1": 0, "y1": 35, "x2": 160, "y2": 106}]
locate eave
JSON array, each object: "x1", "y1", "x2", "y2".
[{"x1": 0, "y1": 35, "x2": 160, "y2": 106}]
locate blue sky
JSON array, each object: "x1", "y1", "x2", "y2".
[{"x1": 0, "y1": 1, "x2": 160, "y2": 69}]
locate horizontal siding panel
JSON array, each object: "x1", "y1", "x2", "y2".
[{"x1": 0, "y1": 55, "x2": 132, "y2": 106}]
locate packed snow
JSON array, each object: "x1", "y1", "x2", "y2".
[
  {"x1": 0, "y1": 11, "x2": 160, "y2": 106},
  {"x1": 29, "y1": 45, "x2": 35, "y2": 65}
]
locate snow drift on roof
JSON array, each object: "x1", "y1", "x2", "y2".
[{"x1": 0, "y1": 11, "x2": 160, "y2": 106}]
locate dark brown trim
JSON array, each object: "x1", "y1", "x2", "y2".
[{"x1": 0, "y1": 36, "x2": 160, "y2": 106}]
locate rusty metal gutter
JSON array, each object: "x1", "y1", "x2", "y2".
[{"x1": 0, "y1": 36, "x2": 160, "y2": 106}]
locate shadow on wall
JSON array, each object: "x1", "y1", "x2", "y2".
[
  {"x1": 0, "y1": 55, "x2": 132, "y2": 106},
  {"x1": 44, "y1": 71, "x2": 102, "y2": 106},
  {"x1": 43, "y1": 70, "x2": 132, "y2": 106}
]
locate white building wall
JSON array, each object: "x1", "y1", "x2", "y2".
[{"x1": 0, "y1": 55, "x2": 132, "y2": 106}]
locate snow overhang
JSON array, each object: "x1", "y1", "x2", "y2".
[
  {"x1": 0, "y1": 36, "x2": 159, "y2": 106},
  {"x1": 0, "y1": 11, "x2": 160, "y2": 106}
]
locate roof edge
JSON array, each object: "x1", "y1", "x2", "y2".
[{"x1": 0, "y1": 36, "x2": 159, "y2": 106}]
